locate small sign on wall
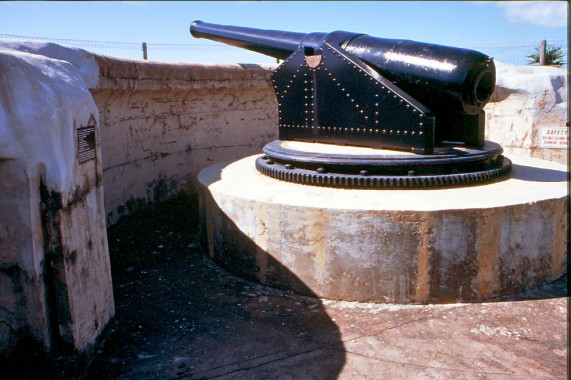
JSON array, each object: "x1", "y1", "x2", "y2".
[
  {"x1": 540, "y1": 127, "x2": 568, "y2": 149},
  {"x1": 77, "y1": 125, "x2": 96, "y2": 163}
]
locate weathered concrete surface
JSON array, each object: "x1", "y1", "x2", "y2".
[
  {"x1": 324, "y1": 287, "x2": 567, "y2": 379},
  {"x1": 0, "y1": 48, "x2": 113, "y2": 352},
  {"x1": 485, "y1": 62, "x2": 568, "y2": 165},
  {"x1": 199, "y1": 154, "x2": 567, "y2": 303},
  {"x1": 75, "y1": 199, "x2": 565, "y2": 379},
  {"x1": 91, "y1": 57, "x2": 278, "y2": 224},
  {"x1": 0, "y1": 40, "x2": 99, "y2": 88}
]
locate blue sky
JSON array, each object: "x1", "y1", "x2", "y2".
[{"x1": 0, "y1": 1, "x2": 567, "y2": 64}]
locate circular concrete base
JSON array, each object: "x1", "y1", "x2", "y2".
[{"x1": 198, "y1": 154, "x2": 568, "y2": 303}]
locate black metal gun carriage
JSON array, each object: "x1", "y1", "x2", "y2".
[{"x1": 190, "y1": 21, "x2": 511, "y2": 188}]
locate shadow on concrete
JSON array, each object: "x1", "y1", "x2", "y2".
[
  {"x1": 471, "y1": 274, "x2": 568, "y2": 304},
  {"x1": 509, "y1": 163, "x2": 568, "y2": 182},
  {"x1": 85, "y1": 193, "x2": 345, "y2": 379}
]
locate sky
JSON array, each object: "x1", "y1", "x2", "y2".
[{"x1": 0, "y1": 1, "x2": 568, "y2": 65}]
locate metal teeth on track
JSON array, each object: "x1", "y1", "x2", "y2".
[{"x1": 255, "y1": 156, "x2": 512, "y2": 189}]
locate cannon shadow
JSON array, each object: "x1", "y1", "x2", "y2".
[
  {"x1": 81, "y1": 192, "x2": 345, "y2": 379},
  {"x1": 197, "y1": 182, "x2": 346, "y2": 378},
  {"x1": 508, "y1": 163, "x2": 568, "y2": 182}
]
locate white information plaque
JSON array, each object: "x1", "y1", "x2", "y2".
[{"x1": 540, "y1": 127, "x2": 568, "y2": 149}]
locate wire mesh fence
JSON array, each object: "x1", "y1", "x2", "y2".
[
  {"x1": 0, "y1": 33, "x2": 566, "y2": 67},
  {"x1": 464, "y1": 41, "x2": 567, "y2": 67},
  {"x1": 0, "y1": 33, "x2": 277, "y2": 64}
]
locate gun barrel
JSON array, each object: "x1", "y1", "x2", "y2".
[
  {"x1": 190, "y1": 20, "x2": 311, "y2": 60},
  {"x1": 190, "y1": 21, "x2": 495, "y2": 115}
]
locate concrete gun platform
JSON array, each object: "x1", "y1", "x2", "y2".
[{"x1": 199, "y1": 154, "x2": 567, "y2": 303}]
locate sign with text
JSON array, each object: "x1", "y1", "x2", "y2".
[
  {"x1": 540, "y1": 127, "x2": 568, "y2": 149},
  {"x1": 77, "y1": 125, "x2": 96, "y2": 163}
]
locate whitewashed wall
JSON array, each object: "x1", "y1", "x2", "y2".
[
  {"x1": 485, "y1": 62, "x2": 568, "y2": 165},
  {"x1": 91, "y1": 57, "x2": 278, "y2": 224},
  {"x1": 0, "y1": 45, "x2": 113, "y2": 353}
]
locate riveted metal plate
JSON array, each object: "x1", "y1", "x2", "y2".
[{"x1": 271, "y1": 43, "x2": 436, "y2": 153}]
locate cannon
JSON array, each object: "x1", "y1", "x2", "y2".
[{"x1": 190, "y1": 21, "x2": 511, "y2": 188}]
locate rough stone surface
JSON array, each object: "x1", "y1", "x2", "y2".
[
  {"x1": 199, "y1": 154, "x2": 567, "y2": 303},
  {"x1": 91, "y1": 56, "x2": 278, "y2": 224},
  {"x1": 485, "y1": 62, "x2": 568, "y2": 165},
  {"x1": 0, "y1": 48, "x2": 113, "y2": 352}
]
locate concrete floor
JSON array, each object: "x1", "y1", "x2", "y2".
[
  {"x1": 3, "y1": 195, "x2": 567, "y2": 379},
  {"x1": 92, "y1": 254, "x2": 568, "y2": 380}
]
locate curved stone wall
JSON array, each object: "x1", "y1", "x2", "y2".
[
  {"x1": 485, "y1": 62, "x2": 568, "y2": 165},
  {"x1": 90, "y1": 57, "x2": 279, "y2": 224}
]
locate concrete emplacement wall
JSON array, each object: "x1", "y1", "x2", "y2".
[
  {"x1": 0, "y1": 42, "x2": 568, "y2": 353},
  {"x1": 92, "y1": 56, "x2": 278, "y2": 225}
]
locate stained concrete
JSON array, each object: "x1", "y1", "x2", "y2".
[
  {"x1": 90, "y1": 56, "x2": 278, "y2": 225},
  {"x1": 198, "y1": 153, "x2": 568, "y2": 303},
  {"x1": 0, "y1": 48, "x2": 113, "y2": 352},
  {"x1": 4, "y1": 195, "x2": 565, "y2": 379}
]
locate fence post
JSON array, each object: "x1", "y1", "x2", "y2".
[
  {"x1": 142, "y1": 42, "x2": 148, "y2": 60},
  {"x1": 539, "y1": 40, "x2": 546, "y2": 66}
]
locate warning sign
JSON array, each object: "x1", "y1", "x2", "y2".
[{"x1": 540, "y1": 127, "x2": 568, "y2": 149}]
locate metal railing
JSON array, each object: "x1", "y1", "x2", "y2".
[{"x1": 0, "y1": 33, "x2": 566, "y2": 67}]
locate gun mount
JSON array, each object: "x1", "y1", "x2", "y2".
[{"x1": 190, "y1": 21, "x2": 511, "y2": 188}]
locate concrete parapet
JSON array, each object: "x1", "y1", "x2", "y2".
[
  {"x1": 0, "y1": 49, "x2": 113, "y2": 352},
  {"x1": 90, "y1": 57, "x2": 279, "y2": 224},
  {"x1": 485, "y1": 62, "x2": 568, "y2": 165},
  {"x1": 91, "y1": 58, "x2": 566, "y2": 224},
  {"x1": 199, "y1": 154, "x2": 568, "y2": 303}
]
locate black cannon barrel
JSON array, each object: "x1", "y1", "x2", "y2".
[{"x1": 190, "y1": 21, "x2": 495, "y2": 115}]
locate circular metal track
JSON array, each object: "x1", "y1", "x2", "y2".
[
  {"x1": 256, "y1": 156, "x2": 512, "y2": 188},
  {"x1": 255, "y1": 140, "x2": 512, "y2": 188}
]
